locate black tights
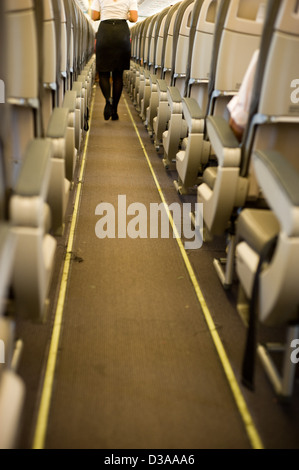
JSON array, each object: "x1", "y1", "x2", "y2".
[{"x1": 98, "y1": 71, "x2": 124, "y2": 112}]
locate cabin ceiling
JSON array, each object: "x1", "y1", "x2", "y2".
[{"x1": 137, "y1": 0, "x2": 181, "y2": 19}]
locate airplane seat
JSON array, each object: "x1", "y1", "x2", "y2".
[
  {"x1": 173, "y1": 0, "x2": 199, "y2": 97},
  {"x1": 64, "y1": 0, "x2": 75, "y2": 88},
  {"x1": 145, "y1": 5, "x2": 177, "y2": 136},
  {"x1": 176, "y1": 0, "x2": 266, "y2": 196},
  {"x1": 0, "y1": 230, "x2": 25, "y2": 450},
  {"x1": 162, "y1": 0, "x2": 216, "y2": 169},
  {"x1": 62, "y1": 90, "x2": 78, "y2": 179},
  {"x1": 143, "y1": 14, "x2": 159, "y2": 74},
  {"x1": 198, "y1": 0, "x2": 299, "y2": 288},
  {"x1": 236, "y1": 149, "x2": 299, "y2": 398},
  {"x1": 0, "y1": 87, "x2": 25, "y2": 451},
  {"x1": 51, "y1": 0, "x2": 63, "y2": 107},
  {"x1": 137, "y1": 14, "x2": 157, "y2": 115},
  {"x1": 146, "y1": 74, "x2": 159, "y2": 137},
  {"x1": 135, "y1": 16, "x2": 152, "y2": 112},
  {"x1": 4, "y1": 0, "x2": 39, "y2": 182},
  {"x1": 137, "y1": 14, "x2": 160, "y2": 122},
  {"x1": 83, "y1": 63, "x2": 94, "y2": 103},
  {"x1": 34, "y1": 0, "x2": 57, "y2": 136},
  {"x1": 187, "y1": 0, "x2": 218, "y2": 106},
  {"x1": 232, "y1": 1, "x2": 299, "y2": 398},
  {"x1": 10, "y1": 138, "x2": 57, "y2": 320},
  {"x1": 139, "y1": 14, "x2": 161, "y2": 121},
  {"x1": 70, "y1": 0, "x2": 80, "y2": 81},
  {"x1": 72, "y1": 81, "x2": 85, "y2": 138},
  {"x1": 173, "y1": 0, "x2": 231, "y2": 194},
  {"x1": 132, "y1": 19, "x2": 147, "y2": 108},
  {"x1": 135, "y1": 15, "x2": 158, "y2": 107},
  {"x1": 46, "y1": 108, "x2": 72, "y2": 235},
  {"x1": 145, "y1": 10, "x2": 164, "y2": 80},
  {"x1": 77, "y1": 72, "x2": 90, "y2": 131},
  {"x1": 148, "y1": 3, "x2": 181, "y2": 139},
  {"x1": 58, "y1": 0, "x2": 68, "y2": 101},
  {"x1": 125, "y1": 22, "x2": 139, "y2": 96},
  {"x1": 0, "y1": 226, "x2": 18, "y2": 374},
  {"x1": 0, "y1": 313, "x2": 25, "y2": 448},
  {"x1": 141, "y1": 10, "x2": 165, "y2": 130},
  {"x1": 153, "y1": 0, "x2": 195, "y2": 151},
  {"x1": 140, "y1": 68, "x2": 152, "y2": 122}
]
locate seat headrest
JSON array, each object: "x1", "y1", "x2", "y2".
[
  {"x1": 4, "y1": 0, "x2": 33, "y2": 12},
  {"x1": 275, "y1": 0, "x2": 299, "y2": 35},
  {"x1": 196, "y1": 0, "x2": 218, "y2": 34},
  {"x1": 224, "y1": 0, "x2": 266, "y2": 36}
]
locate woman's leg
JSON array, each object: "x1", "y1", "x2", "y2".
[
  {"x1": 98, "y1": 72, "x2": 113, "y2": 120},
  {"x1": 111, "y1": 70, "x2": 124, "y2": 119},
  {"x1": 98, "y1": 71, "x2": 111, "y2": 101}
]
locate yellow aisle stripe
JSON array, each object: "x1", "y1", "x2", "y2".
[
  {"x1": 32, "y1": 86, "x2": 96, "y2": 450},
  {"x1": 124, "y1": 96, "x2": 264, "y2": 450}
]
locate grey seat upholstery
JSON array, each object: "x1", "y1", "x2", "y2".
[
  {"x1": 152, "y1": 0, "x2": 195, "y2": 150},
  {"x1": 134, "y1": 16, "x2": 152, "y2": 112},
  {"x1": 135, "y1": 14, "x2": 160, "y2": 118},
  {"x1": 194, "y1": 0, "x2": 299, "y2": 397},
  {"x1": 236, "y1": 148, "x2": 299, "y2": 398},
  {"x1": 4, "y1": 0, "x2": 40, "y2": 181},
  {"x1": 175, "y1": 0, "x2": 266, "y2": 196},
  {"x1": 163, "y1": 0, "x2": 217, "y2": 169},
  {"x1": 46, "y1": 108, "x2": 71, "y2": 235},
  {"x1": 10, "y1": 139, "x2": 57, "y2": 319},
  {"x1": 0, "y1": 0, "x2": 96, "y2": 448},
  {"x1": 145, "y1": 4, "x2": 181, "y2": 137},
  {"x1": 197, "y1": 0, "x2": 299, "y2": 289}
]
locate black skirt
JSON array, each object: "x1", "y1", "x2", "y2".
[{"x1": 96, "y1": 19, "x2": 131, "y2": 72}]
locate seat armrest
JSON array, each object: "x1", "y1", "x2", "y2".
[
  {"x1": 72, "y1": 82, "x2": 83, "y2": 98},
  {"x1": 0, "y1": 224, "x2": 12, "y2": 261},
  {"x1": 167, "y1": 86, "x2": 183, "y2": 113},
  {"x1": 156, "y1": 79, "x2": 167, "y2": 93},
  {"x1": 254, "y1": 150, "x2": 299, "y2": 207},
  {"x1": 182, "y1": 97, "x2": 204, "y2": 120},
  {"x1": 207, "y1": 116, "x2": 239, "y2": 149},
  {"x1": 63, "y1": 90, "x2": 77, "y2": 112},
  {"x1": 14, "y1": 139, "x2": 52, "y2": 197},
  {"x1": 181, "y1": 97, "x2": 205, "y2": 133},
  {"x1": 206, "y1": 115, "x2": 241, "y2": 167},
  {"x1": 47, "y1": 108, "x2": 69, "y2": 139},
  {"x1": 149, "y1": 74, "x2": 157, "y2": 86},
  {"x1": 253, "y1": 149, "x2": 299, "y2": 236},
  {"x1": 167, "y1": 86, "x2": 182, "y2": 104}
]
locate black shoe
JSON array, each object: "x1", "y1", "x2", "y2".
[
  {"x1": 111, "y1": 112, "x2": 119, "y2": 121},
  {"x1": 104, "y1": 101, "x2": 113, "y2": 120}
]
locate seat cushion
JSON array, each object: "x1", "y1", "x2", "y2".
[
  {"x1": 203, "y1": 166, "x2": 218, "y2": 189},
  {"x1": 237, "y1": 209, "x2": 280, "y2": 255}
]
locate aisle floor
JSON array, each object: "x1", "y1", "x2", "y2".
[{"x1": 18, "y1": 84, "x2": 299, "y2": 450}]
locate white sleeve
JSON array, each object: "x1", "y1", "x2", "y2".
[
  {"x1": 129, "y1": 0, "x2": 138, "y2": 10},
  {"x1": 91, "y1": 0, "x2": 100, "y2": 12},
  {"x1": 227, "y1": 50, "x2": 259, "y2": 128}
]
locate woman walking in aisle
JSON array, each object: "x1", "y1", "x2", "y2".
[{"x1": 91, "y1": 0, "x2": 138, "y2": 120}]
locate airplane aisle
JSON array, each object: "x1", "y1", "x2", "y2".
[{"x1": 32, "y1": 85, "x2": 257, "y2": 449}]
